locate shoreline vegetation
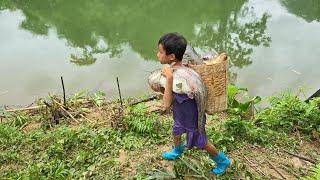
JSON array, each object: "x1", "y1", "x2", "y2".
[{"x1": 0, "y1": 85, "x2": 319, "y2": 179}]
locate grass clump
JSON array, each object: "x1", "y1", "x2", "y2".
[{"x1": 257, "y1": 92, "x2": 320, "y2": 136}]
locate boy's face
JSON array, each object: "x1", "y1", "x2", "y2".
[{"x1": 157, "y1": 44, "x2": 175, "y2": 64}]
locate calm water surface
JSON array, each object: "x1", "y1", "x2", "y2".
[{"x1": 0, "y1": 0, "x2": 320, "y2": 106}]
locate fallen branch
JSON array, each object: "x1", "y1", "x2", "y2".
[
  {"x1": 51, "y1": 99, "x2": 78, "y2": 122},
  {"x1": 19, "y1": 123, "x2": 28, "y2": 130},
  {"x1": 60, "y1": 105, "x2": 78, "y2": 122},
  {"x1": 43, "y1": 101, "x2": 52, "y2": 108},
  {"x1": 299, "y1": 166, "x2": 316, "y2": 172},
  {"x1": 280, "y1": 165, "x2": 299, "y2": 179},
  {"x1": 128, "y1": 94, "x2": 159, "y2": 106},
  {"x1": 266, "y1": 160, "x2": 286, "y2": 179},
  {"x1": 79, "y1": 114, "x2": 94, "y2": 123},
  {"x1": 5, "y1": 106, "x2": 42, "y2": 112},
  {"x1": 243, "y1": 155, "x2": 266, "y2": 177},
  {"x1": 283, "y1": 150, "x2": 316, "y2": 164},
  {"x1": 51, "y1": 99, "x2": 67, "y2": 109},
  {"x1": 51, "y1": 97, "x2": 93, "y2": 123}
]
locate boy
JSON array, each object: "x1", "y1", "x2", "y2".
[{"x1": 155, "y1": 32, "x2": 230, "y2": 175}]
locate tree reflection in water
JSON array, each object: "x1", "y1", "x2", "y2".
[
  {"x1": 1, "y1": 0, "x2": 271, "y2": 80},
  {"x1": 281, "y1": 0, "x2": 320, "y2": 23}
]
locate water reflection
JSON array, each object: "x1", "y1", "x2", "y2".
[
  {"x1": 281, "y1": 0, "x2": 320, "y2": 22},
  {"x1": 0, "y1": 0, "x2": 271, "y2": 69},
  {"x1": 192, "y1": 8, "x2": 271, "y2": 70}
]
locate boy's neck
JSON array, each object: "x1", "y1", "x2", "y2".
[{"x1": 170, "y1": 60, "x2": 182, "y2": 67}]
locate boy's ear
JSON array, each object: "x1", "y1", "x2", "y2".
[{"x1": 169, "y1": 54, "x2": 176, "y2": 61}]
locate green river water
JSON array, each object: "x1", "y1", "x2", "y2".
[{"x1": 0, "y1": 0, "x2": 319, "y2": 106}]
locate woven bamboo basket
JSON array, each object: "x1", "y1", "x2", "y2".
[{"x1": 190, "y1": 58, "x2": 228, "y2": 114}]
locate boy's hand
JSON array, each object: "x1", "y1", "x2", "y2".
[
  {"x1": 146, "y1": 101, "x2": 167, "y2": 114},
  {"x1": 151, "y1": 83, "x2": 161, "y2": 92},
  {"x1": 186, "y1": 63, "x2": 196, "y2": 68},
  {"x1": 161, "y1": 65, "x2": 173, "y2": 78}
]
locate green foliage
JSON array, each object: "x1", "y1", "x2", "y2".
[
  {"x1": 148, "y1": 155, "x2": 210, "y2": 179},
  {"x1": 207, "y1": 117, "x2": 296, "y2": 151},
  {"x1": 228, "y1": 85, "x2": 248, "y2": 106},
  {"x1": 224, "y1": 117, "x2": 273, "y2": 145},
  {"x1": 175, "y1": 156, "x2": 210, "y2": 179},
  {"x1": 124, "y1": 103, "x2": 169, "y2": 139},
  {"x1": 0, "y1": 122, "x2": 25, "y2": 149},
  {"x1": 1, "y1": 89, "x2": 318, "y2": 179},
  {"x1": 149, "y1": 153, "x2": 254, "y2": 179},
  {"x1": 1, "y1": 111, "x2": 40, "y2": 128},
  {"x1": 257, "y1": 93, "x2": 320, "y2": 134},
  {"x1": 227, "y1": 84, "x2": 261, "y2": 117},
  {"x1": 21, "y1": 160, "x2": 73, "y2": 179},
  {"x1": 0, "y1": 123, "x2": 125, "y2": 178},
  {"x1": 67, "y1": 90, "x2": 106, "y2": 108},
  {"x1": 10, "y1": 112, "x2": 28, "y2": 127},
  {"x1": 304, "y1": 163, "x2": 320, "y2": 180},
  {"x1": 121, "y1": 132, "x2": 144, "y2": 150},
  {"x1": 67, "y1": 90, "x2": 88, "y2": 106},
  {"x1": 148, "y1": 169, "x2": 176, "y2": 179},
  {"x1": 207, "y1": 125, "x2": 236, "y2": 152},
  {"x1": 90, "y1": 91, "x2": 106, "y2": 107}
]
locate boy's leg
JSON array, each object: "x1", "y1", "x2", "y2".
[
  {"x1": 205, "y1": 142, "x2": 230, "y2": 175},
  {"x1": 162, "y1": 135, "x2": 185, "y2": 160},
  {"x1": 204, "y1": 142, "x2": 218, "y2": 157},
  {"x1": 173, "y1": 135, "x2": 182, "y2": 146}
]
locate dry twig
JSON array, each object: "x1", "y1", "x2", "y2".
[
  {"x1": 280, "y1": 164, "x2": 299, "y2": 179},
  {"x1": 266, "y1": 160, "x2": 286, "y2": 179},
  {"x1": 128, "y1": 94, "x2": 159, "y2": 106},
  {"x1": 5, "y1": 106, "x2": 42, "y2": 112},
  {"x1": 243, "y1": 155, "x2": 266, "y2": 177},
  {"x1": 51, "y1": 99, "x2": 78, "y2": 122},
  {"x1": 283, "y1": 150, "x2": 316, "y2": 164}
]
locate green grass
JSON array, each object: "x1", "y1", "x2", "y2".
[
  {"x1": 1, "y1": 89, "x2": 319, "y2": 179},
  {"x1": 257, "y1": 93, "x2": 320, "y2": 135},
  {"x1": 304, "y1": 163, "x2": 320, "y2": 180}
]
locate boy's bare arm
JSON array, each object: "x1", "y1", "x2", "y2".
[
  {"x1": 162, "y1": 65, "x2": 173, "y2": 110},
  {"x1": 162, "y1": 76, "x2": 173, "y2": 110}
]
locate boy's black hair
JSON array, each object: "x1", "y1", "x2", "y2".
[{"x1": 158, "y1": 32, "x2": 187, "y2": 61}]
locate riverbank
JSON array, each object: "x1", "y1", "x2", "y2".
[{"x1": 0, "y1": 89, "x2": 319, "y2": 179}]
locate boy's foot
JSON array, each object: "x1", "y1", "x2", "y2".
[
  {"x1": 210, "y1": 152, "x2": 231, "y2": 175},
  {"x1": 162, "y1": 144, "x2": 185, "y2": 160}
]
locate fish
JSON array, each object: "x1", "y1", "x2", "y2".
[
  {"x1": 148, "y1": 66, "x2": 207, "y2": 134},
  {"x1": 203, "y1": 52, "x2": 228, "y2": 65},
  {"x1": 182, "y1": 45, "x2": 218, "y2": 65},
  {"x1": 182, "y1": 45, "x2": 203, "y2": 65}
]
